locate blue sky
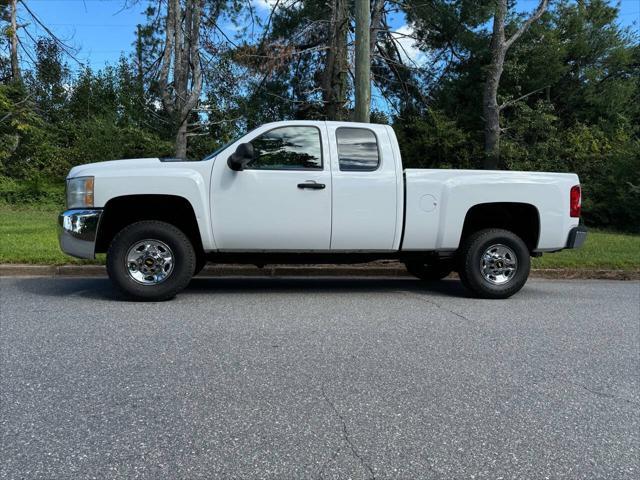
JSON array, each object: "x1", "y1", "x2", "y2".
[{"x1": 19, "y1": 0, "x2": 640, "y2": 71}]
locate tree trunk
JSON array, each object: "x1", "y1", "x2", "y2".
[
  {"x1": 482, "y1": 0, "x2": 549, "y2": 169},
  {"x1": 370, "y1": 0, "x2": 384, "y2": 54},
  {"x1": 136, "y1": 24, "x2": 144, "y2": 93},
  {"x1": 482, "y1": 0, "x2": 507, "y2": 170},
  {"x1": 321, "y1": 0, "x2": 348, "y2": 120},
  {"x1": 354, "y1": 0, "x2": 371, "y2": 123},
  {"x1": 482, "y1": 87, "x2": 502, "y2": 169},
  {"x1": 158, "y1": 0, "x2": 205, "y2": 158},
  {"x1": 10, "y1": 0, "x2": 20, "y2": 82},
  {"x1": 175, "y1": 118, "x2": 188, "y2": 159}
]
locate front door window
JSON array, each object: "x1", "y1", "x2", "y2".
[{"x1": 249, "y1": 127, "x2": 322, "y2": 170}]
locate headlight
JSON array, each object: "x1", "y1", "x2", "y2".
[{"x1": 66, "y1": 176, "x2": 94, "y2": 209}]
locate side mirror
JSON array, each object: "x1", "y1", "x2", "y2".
[{"x1": 227, "y1": 143, "x2": 255, "y2": 171}]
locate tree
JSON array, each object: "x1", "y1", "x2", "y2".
[
  {"x1": 482, "y1": 0, "x2": 548, "y2": 169},
  {"x1": 8, "y1": 0, "x2": 19, "y2": 81},
  {"x1": 245, "y1": 0, "x2": 421, "y2": 121},
  {"x1": 354, "y1": 0, "x2": 370, "y2": 122},
  {"x1": 320, "y1": 0, "x2": 349, "y2": 120},
  {"x1": 158, "y1": 0, "x2": 205, "y2": 158},
  {"x1": 30, "y1": 38, "x2": 70, "y2": 124}
]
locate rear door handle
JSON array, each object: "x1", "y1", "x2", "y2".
[{"x1": 297, "y1": 181, "x2": 325, "y2": 190}]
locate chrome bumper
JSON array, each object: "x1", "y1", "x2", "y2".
[{"x1": 58, "y1": 209, "x2": 103, "y2": 259}]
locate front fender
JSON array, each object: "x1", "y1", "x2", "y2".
[{"x1": 92, "y1": 163, "x2": 216, "y2": 251}]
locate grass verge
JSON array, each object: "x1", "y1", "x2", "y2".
[
  {"x1": 1, "y1": 204, "x2": 638, "y2": 270},
  {"x1": 0, "y1": 204, "x2": 102, "y2": 265},
  {"x1": 532, "y1": 230, "x2": 639, "y2": 270}
]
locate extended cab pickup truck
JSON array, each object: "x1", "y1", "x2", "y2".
[{"x1": 59, "y1": 120, "x2": 587, "y2": 301}]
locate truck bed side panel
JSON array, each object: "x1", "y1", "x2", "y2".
[{"x1": 402, "y1": 169, "x2": 580, "y2": 251}]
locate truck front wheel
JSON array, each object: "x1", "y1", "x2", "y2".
[
  {"x1": 106, "y1": 221, "x2": 196, "y2": 301},
  {"x1": 458, "y1": 228, "x2": 530, "y2": 299}
]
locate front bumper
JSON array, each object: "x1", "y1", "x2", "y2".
[
  {"x1": 566, "y1": 225, "x2": 588, "y2": 249},
  {"x1": 58, "y1": 209, "x2": 103, "y2": 259}
]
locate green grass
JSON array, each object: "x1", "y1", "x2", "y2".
[
  {"x1": 1, "y1": 204, "x2": 638, "y2": 269},
  {"x1": 532, "y1": 230, "x2": 640, "y2": 270},
  {"x1": 0, "y1": 204, "x2": 102, "y2": 265}
]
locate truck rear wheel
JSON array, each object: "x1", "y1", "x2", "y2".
[
  {"x1": 405, "y1": 259, "x2": 454, "y2": 281},
  {"x1": 106, "y1": 220, "x2": 196, "y2": 301},
  {"x1": 458, "y1": 228, "x2": 530, "y2": 299}
]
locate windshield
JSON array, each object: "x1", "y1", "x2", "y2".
[{"x1": 202, "y1": 136, "x2": 243, "y2": 161}]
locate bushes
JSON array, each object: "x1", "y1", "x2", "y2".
[
  {"x1": 0, "y1": 81, "x2": 173, "y2": 182},
  {"x1": 394, "y1": 105, "x2": 639, "y2": 232},
  {"x1": 394, "y1": 110, "x2": 477, "y2": 169},
  {"x1": 503, "y1": 111, "x2": 639, "y2": 233},
  {"x1": 1, "y1": 117, "x2": 173, "y2": 182},
  {"x1": 65, "y1": 118, "x2": 173, "y2": 166},
  {"x1": 393, "y1": 101, "x2": 639, "y2": 233},
  {"x1": 0, "y1": 175, "x2": 64, "y2": 206},
  {"x1": 1, "y1": 50, "x2": 175, "y2": 183}
]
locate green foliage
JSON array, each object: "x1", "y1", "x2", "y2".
[
  {"x1": 0, "y1": 175, "x2": 64, "y2": 206},
  {"x1": 393, "y1": 110, "x2": 476, "y2": 169},
  {"x1": 1, "y1": 40, "x2": 175, "y2": 182},
  {"x1": 0, "y1": 81, "x2": 64, "y2": 179},
  {"x1": 501, "y1": 106, "x2": 640, "y2": 232},
  {"x1": 66, "y1": 118, "x2": 173, "y2": 165},
  {"x1": 394, "y1": 0, "x2": 639, "y2": 232}
]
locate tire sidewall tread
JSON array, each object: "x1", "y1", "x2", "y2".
[
  {"x1": 458, "y1": 228, "x2": 531, "y2": 299},
  {"x1": 106, "y1": 220, "x2": 196, "y2": 301}
]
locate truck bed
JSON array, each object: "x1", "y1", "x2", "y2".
[{"x1": 402, "y1": 169, "x2": 580, "y2": 252}]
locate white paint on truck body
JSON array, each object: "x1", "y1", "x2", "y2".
[
  {"x1": 68, "y1": 157, "x2": 217, "y2": 251},
  {"x1": 325, "y1": 122, "x2": 403, "y2": 251},
  {"x1": 402, "y1": 169, "x2": 580, "y2": 252},
  {"x1": 210, "y1": 121, "x2": 333, "y2": 251},
  {"x1": 67, "y1": 120, "x2": 580, "y2": 254}
]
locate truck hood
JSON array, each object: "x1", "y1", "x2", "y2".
[{"x1": 67, "y1": 157, "x2": 162, "y2": 179}]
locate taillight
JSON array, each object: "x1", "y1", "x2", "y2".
[{"x1": 570, "y1": 185, "x2": 581, "y2": 218}]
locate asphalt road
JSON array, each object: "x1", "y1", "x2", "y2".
[{"x1": 1, "y1": 276, "x2": 638, "y2": 479}]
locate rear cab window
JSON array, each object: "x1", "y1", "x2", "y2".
[{"x1": 336, "y1": 128, "x2": 380, "y2": 171}]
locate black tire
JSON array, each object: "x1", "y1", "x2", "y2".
[
  {"x1": 405, "y1": 259, "x2": 454, "y2": 281},
  {"x1": 458, "y1": 228, "x2": 530, "y2": 299},
  {"x1": 106, "y1": 220, "x2": 196, "y2": 301}
]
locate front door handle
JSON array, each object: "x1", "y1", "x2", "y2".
[{"x1": 297, "y1": 181, "x2": 326, "y2": 190}]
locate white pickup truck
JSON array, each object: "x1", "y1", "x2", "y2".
[{"x1": 59, "y1": 120, "x2": 586, "y2": 300}]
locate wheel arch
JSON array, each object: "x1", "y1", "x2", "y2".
[
  {"x1": 459, "y1": 202, "x2": 540, "y2": 252},
  {"x1": 95, "y1": 194, "x2": 205, "y2": 257}
]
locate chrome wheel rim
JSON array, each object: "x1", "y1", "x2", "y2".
[
  {"x1": 126, "y1": 239, "x2": 174, "y2": 285},
  {"x1": 480, "y1": 244, "x2": 518, "y2": 285}
]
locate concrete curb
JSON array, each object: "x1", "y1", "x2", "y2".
[{"x1": 1, "y1": 263, "x2": 638, "y2": 280}]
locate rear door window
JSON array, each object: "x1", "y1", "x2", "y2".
[{"x1": 336, "y1": 128, "x2": 380, "y2": 171}]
